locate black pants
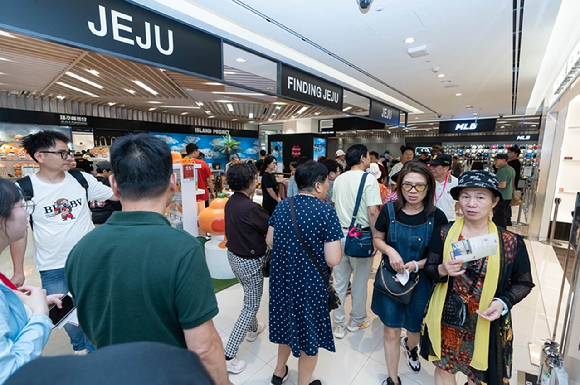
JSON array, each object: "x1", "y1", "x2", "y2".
[{"x1": 492, "y1": 199, "x2": 511, "y2": 228}]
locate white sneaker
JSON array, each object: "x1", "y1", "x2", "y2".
[
  {"x1": 246, "y1": 321, "x2": 266, "y2": 342},
  {"x1": 226, "y1": 357, "x2": 247, "y2": 374},
  {"x1": 334, "y1": 325, "x2": 347, "y2": 339},
  {"x1": 73, "y1": 349, "x2": 89, "y2": 356},
  {"x1": 347, "y1": 320, "x2": 370, "y2": 333}
]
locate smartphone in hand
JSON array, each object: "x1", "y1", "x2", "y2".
[{"x1": 48, "y1": 293, "x2": 75, "y2": 328}]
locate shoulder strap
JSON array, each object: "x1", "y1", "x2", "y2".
[
  {"x1": 226, "y1": 202, "x2": 255, "y2": 255},
  {"x1": 68, "y1": 170, "x2": 89, "y2": 200},
  {"x1": 289, "y1": 197, "x2": 331, "y2": 286},
  {"x1": 17, "y1": 176, "x2": 34, "y2": 199},
  {"x1": 349, "y1": 173, "x2": 369, "y2": 228}
]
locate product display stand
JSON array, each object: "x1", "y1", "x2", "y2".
[{"x1": 166, "y1": 164, "x2": 204, "y2": 237}]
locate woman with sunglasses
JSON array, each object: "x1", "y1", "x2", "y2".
[
  {"x1": 371, "y1": 161, "x2": 448, "y2": 385},
  {"x1": 0, "y1": 179, "x2": 64, "y2": 383}
]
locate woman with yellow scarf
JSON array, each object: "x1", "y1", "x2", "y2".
[{"x1": 421, "y1": 171, "x2": 534, "y2": 385}]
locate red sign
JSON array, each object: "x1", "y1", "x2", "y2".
[
  {"x1": 292, "y1": 145, "x2": 301, "y2": 158},
  {"x1": 183, "y1": 164, "x2": 196, "y2": 180}
]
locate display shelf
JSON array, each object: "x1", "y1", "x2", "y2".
[{"x1": 166, "y1": 164, "x2": 201, "y2": 236}]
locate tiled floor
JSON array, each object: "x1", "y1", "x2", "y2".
[{"x1": 0, "y1": 230, "x2": 558, "y2": 384}]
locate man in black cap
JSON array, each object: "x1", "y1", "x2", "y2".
[
  {"x1": 492, "y1": 153, "x2": 515, "y2": 227},
  {"x1": 428, "y1": 154, "x2": 459, "y2": 222}
]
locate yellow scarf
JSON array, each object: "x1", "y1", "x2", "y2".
[{"x1": 423, "y1": 217, "x2": 500, "y2": 371}]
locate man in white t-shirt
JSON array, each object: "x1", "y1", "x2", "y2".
[
  {"x1": 10, "y1": 130, "x2": 115, "y2": 354},
  {"x1": 332, "y1": 144, "x2": 382, "y2": 339},
  {"x1": 428, "y1": 154, "x2": 458, "y2": 221}
]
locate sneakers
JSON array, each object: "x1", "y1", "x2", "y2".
[
  {"x1": 73, "y1": 349, "x2": 89, "y2": 356},
  {"x1": 347, "y1": 320, "x2": 370, "y2": 333},
  {"x1": 226, "y1": 357, "x2": 247, "y2": 374},
  {"x1": 382, "y1": 376, "x2": 402, "y2": 385},
  {"x1": 400, "y1": 337, "x2": 420, "y2": 373},
  {"x1": 334, "y1": 325, "x2": 347, "y2": 339},
  {"x1": 309, "y1": 381, "x2": 322, "y2": 385},
  {"x1": 271, "y1": 365, "x2": 289, "y2": 385},
  {"x1": 246, "y1": 321, "x2": 266, "y2": 342}
]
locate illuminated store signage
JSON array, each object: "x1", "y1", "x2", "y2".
[
  {"x1": 439, "y1": 119, "x2": 496, "y2": 134},
  {"x1": 517, "y1": 135, "x2": 531, "y2": 140},
  {"x1": 279, "y1": 65, "x2": 343, "y2": 110},
  {"x1": 369, "y1": 99, "x2": 401, "y2": 126},
  {"x1": 0, "y1": 0, "x2": 222, "y2": 79}
]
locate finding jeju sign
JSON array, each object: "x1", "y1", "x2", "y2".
[{"x1": 279, "y1": 64, "x2": 343, "y2": 110}]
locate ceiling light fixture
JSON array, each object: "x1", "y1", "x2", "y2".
[
  {"x1": 498, "y1": 120, "x2": 507, "y2": 123},
  {"x1": 160, "y1": 106, "x2": 200, "y2": 109},
  {"x1": 195, "y1": 101, "x2": 204, "y2": 106},
  {"x1": 235, "y1": 57, "x2": 247, "y2": 63},
  {"x1": 65, "y1": 72, "x2": 103, "y2": 89},
  {"x1": 224, "y1": 71, "x2": 237, "y2": 75},
  {"x1": 275, "y1": 106, "x2": 281, "y2": 110},
  {"x1": 125, "y1": 89, "x2": 136, "y2": 95},
  {"x1": 437, "y1": 74, "x2": 445, "y2": 78},
  {"x1": 56, "y1": 82, "x2": 98, "y2": 97},
  {"x1": 297, "y1": 106, "x2": 308, "y2": 114},
  {"x1": 249, "y1": 121, "x2": 254, "y2": 123},
  {"x1": 148, "y1": 101, "x2": 161, "y2": 104},
  {"x1": 206, "y1": 82, "x2": 222, "y2": 86},
  {"x1": 273, "y1": 102, "x2": 287, "y2": 105},
  {"x1": 227, "y1": 103, "x2": 234, "y2": 112},
  {"x1": 56, "y1": 95, "x2": 65, "y2": 100},
  {"x1": 0, "y1": 30, "x2": 14, "y2": 38},
  {"x1": 86, "y1": 69, "x2": 100, "y2": 76},
  {"x1": 249, "y1": 112, "x2": 254, "y2": 119},
  {"x1": 404, "y1": 37, "x2": 416, "y2": 44},
  {"x1": 342, "y1": 106, "x2": 352, "y2": 112},
  {"x1": 205, "y1": 110, "x2": 211, "y2": 114},
  {"x1": 314, "y1": 112, "x2": 320, "y2": 115},
  {"x1": 212, "y1": 91, "x2": 264, "y2": 96},
  {"x1": 455, "y1": 93, "x2": 462, "y2": 96},
  {"x1": 268, "y1": 118, "x2": 273, "y2": 121},
  {"x1": 108, "y1": 102, "x2": 116, "y2": 106},
  {"x1": 133, "y1": 80, "x2": 158, "y2": 95},
  {"x1": 149, "y1": 108, "x2": 156, "y2": 111},
  {"x1": 272, "y1": 113, "x2": 276, "y2": 116},
  {"x1": 466, "y1": 105, "x2": 473, "y2": 109},
  {"x1": 0, "y1": 57, "x2": 12, "y2": 62},
  {"x1": 181, "y1": 112, "x2": 188, "y2": 115},
  {"x1": 209, "y1": 116, "x2": 215, "y2": 118},
  {"x1": 232, "y1": 119, "x2": 238, "y2": 121}
]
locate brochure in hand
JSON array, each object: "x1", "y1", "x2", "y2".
[{"x1": 451, "y1": 233, "x2": 498, "y2": 262}]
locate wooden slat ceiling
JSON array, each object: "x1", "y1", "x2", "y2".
[{"x1": 0, "y1": 29, "x2": 341, "y2": 123}]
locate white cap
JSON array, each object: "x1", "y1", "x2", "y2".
[
  {"x1": 366, "y1": 163, "x2": 381, "y2": 180},
  {"x1": 335, "y1": 149, "x2": 346, "y2": 157}
]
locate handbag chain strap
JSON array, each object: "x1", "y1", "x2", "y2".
[
  {"x1": 289, "y1": 197, "x2": 331, "y2": 288},
  {"x1": 349, "y1": 173, "x2": 369, "y2": 229},
  {"x1": 227, "y1": 202, "x2": 255, "y2": 255}
]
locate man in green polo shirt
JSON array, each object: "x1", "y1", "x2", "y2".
[
  {"x1": 65, "y1": 134, "x2": 231, "y2": 385},
  {"x1": 492, "y1": 153, "x2": 515, "y2": 228}
]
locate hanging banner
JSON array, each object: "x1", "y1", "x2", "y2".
[
  {"x1": 279, "y1": 64, "x2": 343, "y2": 110},
  {"x1": 369, "y1": 99, "x2": 401, "y2": 126},
  {"x1": 0, "y1": 0, "x2": 222, "y2": 79}
]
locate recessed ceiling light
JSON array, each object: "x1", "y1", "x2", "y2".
[
  {"x1": 0, "y1": 57, "x2": 11, "y2": 62},
  {"x1": 232, "y1": 119, "x2": 238, "y2": 121},
  {"x1": 455, "y1": 93, "x2": 462, "y2": 96},
  {"x1": 272, "y1": 113, "x2": 276, "y2": 116},
  {"x1": 149, "y1": 107, "x2": 156, "y2": 111},
  {"x1": 273, "y1": 102, "x2": 287, "y2": 106},
  {"x1": 437, "y1": 74, "x2": 445, "y2": 78},
  {"x1": 206, "y1": 82, "x2": 222, "y2": 86},
  {"x1": 235, "y1": 57, "x2": 247, "y2": 63},
  {"x1": 125, "y1": 89, "x2": 136, "y2": 95},
  {"x1": 181, "y1": 112, "x2": 188, "y2": 115},
  {"x1": 404, "y1": 37, "x2": 416, "y2": 44},
  {"x1": 342, "y1": 106, "x2": 352, "y2": 112},
  {"x1": 195, "y1": 102, "x2": 204, "y2": 106},
  {"x1": 227, "y1": 103, "x2": 234, "y2": 112},
  {"x1": 108, "y1": 102, "x2": 116, "y2": 106},
  {"x1": 160, "y1": 106, "x2": 200, "y2": 109},
  {"x1": 205, "y1": 110, "x2": 211, "y2": 114},
  {"x1": 224, "y1": 71, "x2": 236, "y2": 75},
  {"x1": 159, "y1": 68, "x2": 166, "y2": 72},
  {"x1": 441, "y1": 80, "x2": 452, "y2": 84},
  {"x1": 209, "y1": 116, "x2": 215, "y2": 118},
  {"x1": 501, "y1": 125, "x2": 505, "y2": 128},
  {"x1": 249, "y1": 121, "x2": 254, "y2": 123},
  {"x1": 65, "y1": 72, "x2": 103, "y2": 89},
  {"x1": 415, "y1": 117, "x2": 419, "y2": 119},
  {"x1": 212, "y1": 91, "x2": 264, "y2": 96},
  {"x1": 148, "y1": 101, "x2": 161, "y2": 104},
  {"x1": 498, "y1": 120, "x2": 507, "y2": 123},
  {"x1": 275, "y1": 106, "x2": 281, "y2": 110},
  {"x1": 86, "y1": 69, "x2": 100, "y2": 76},
  {"x1": 314, "y1": 112, "x2": 320, "y2": 115},
  {"x1": 133, "y1": 80, "x2": 158, "y2": 95},
  {"x1": 56, "y1": 82, "x2": 98, "y2": 97},
  {"x1": 297, "y1": 106, "x2": 308, "y2": 114},
  {"x1": 249, "y1": 112, "x2": 254, "y2": 119},
  {"x1": 268, "y1": 118, "x2": 273, "y2": 121},
  {"x1": 56, "y1": 95, "x2": 65, "y2": 100},
  {"x1": 0, "y1": 30, "x2": 14, "y2": 38},
  {"x1": 532, "y1": 124, "x2": 537, "y2": 127}
]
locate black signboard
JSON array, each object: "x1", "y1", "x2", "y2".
[
  {"x1": 193, "y1": 127, "x2": 257, "y2": 138},
  {"x1": 369, "y1": 100, "x2": 401, "y2": 126},
  {"x1": 59, "y1": 114, "x2": 89, "y2": 127},
  {"x1": 439, "y1": 119, "x2": 497, "y2": 134},
  {"x1": 0, "y1": 0, "x2": 222, "y2": 79},
  {"x1": 279, "y1": 64, "x2": 343, "y2": 110}
]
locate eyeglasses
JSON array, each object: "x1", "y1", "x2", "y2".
[
  {"x1": 21, "y1": 198, "x2": 35, "y2": 215},
  {"x1": 400, "y1": 183, "x2": 428, "y2": 192},
  {"x1": 40, "y1": 149, "x2": 74, "y2": 159}
]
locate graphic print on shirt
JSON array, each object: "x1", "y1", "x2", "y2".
[{"x1": 45, "y1": 198, "x2": 83, "y2": 221}]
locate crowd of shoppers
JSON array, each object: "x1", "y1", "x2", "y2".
[{"x1": 1, "y1": 132, "x2": 533, "y2": 385}]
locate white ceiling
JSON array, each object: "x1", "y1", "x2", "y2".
[{"x1": 135, "y1": 0, "x2": 570, "y2": 120}]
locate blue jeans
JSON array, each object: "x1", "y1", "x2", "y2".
[{"x1": 40, "y1": 268, "x2": 94, "y2": 352}]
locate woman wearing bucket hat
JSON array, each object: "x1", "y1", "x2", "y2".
[{"x1": 420, "y1": 170, "x2": 534, "y2": 385}]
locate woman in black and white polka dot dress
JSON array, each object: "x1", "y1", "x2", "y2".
[{"x1": 266, "y1": 161, "x2": 343, "y2": 385}]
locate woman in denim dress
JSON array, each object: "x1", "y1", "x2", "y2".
[{"x1": 371, "y1": 162, "x2": 448, "y2": 385}]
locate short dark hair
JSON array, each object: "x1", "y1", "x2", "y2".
[
  {"x1": 508, "y1": 146, "x2": 521, "y2": 155},
  {"x1": 289, "y1": 161, "x2": 298, "y2": 169},
  {"x1": 346, "y1": 144, "x2": 368, "y2": 167},
  {"x1": 369, "y1": 151, "x2": 380, "y2": 158},
  {"x1": 21, "y1": 130, "x2": 71, "y2": 162},
  {"x1": 110, "y1": 134, "x2": 173, "y2": 200},
  {"x1": 297, "y1": 156, "x2": 308, "y2": 166},
  {"x1": 395, "y1": 161, "x2": 436, "y2": 216},
  {"x1": 452, "y1": 155, "x2": 459, "y2": 160},
  {"x1": 198, "y1": 152, "x2": 205, "y2": 160},
  {"x1": 261, "y1": 155, "x2": 276, "y2": 175},
  {"x1": 321, "y1": 159, "x2": 341, "y2": 174},
  {"x1": 431, "y1": 145, "x2": 444, "y2": 154},
  {"x1": 0, "y1": 179, "x2": 22, "y2": 221},
  {"x1": 259, "y1": 150, "x2": 267, "y2": 156},
  {"x1": 226, "y1": 163, "x2": 258, "y2": 191},
  {"x1": 402, "y1": 146, "x2": 415, "y2": 155},
  {"x1": 96, "y1": 163, "x2": 112, "y2": 173},
  {"x1": 185, "y1": 143, "x2": 198, "y2": 155},
  {"x1": 295, "y1": 161, "x2": 328, "y2": 191}
]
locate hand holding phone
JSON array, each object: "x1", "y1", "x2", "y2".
[
  {"x1": 48, "y1": 293, "x2": 75, "y2": 327},
  {"x1": 14, "y1": 286, "x2": 50, "y2": 316}
]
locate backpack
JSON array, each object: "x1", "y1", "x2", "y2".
[{"x1": 17, "y1": 170, "x2": 89, "y2": 229}]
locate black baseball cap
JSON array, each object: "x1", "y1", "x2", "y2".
[{"x1": 428, "y1": 154, "x2": 452, "y2": 166}]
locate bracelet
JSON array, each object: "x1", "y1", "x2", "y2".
[{"x1": 412, "y1": 260, "x2": 419, "y2": 273}]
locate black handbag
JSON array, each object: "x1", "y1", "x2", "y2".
[
  {"x1": 373, "y1": 259, "x2": 419, "y2": 305},
  {"x1": 289, "y1": 197, "x2": 341, "y2": 311},
  {"x1": 441, "y1": 292, "x2": 467, "y2": 329},
  {"x1": 344, "y1": 173, "x2": 374, "y2": 257},
  {"x1": 227, "y1": 206, "x2": 270, "y2": 277}
]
